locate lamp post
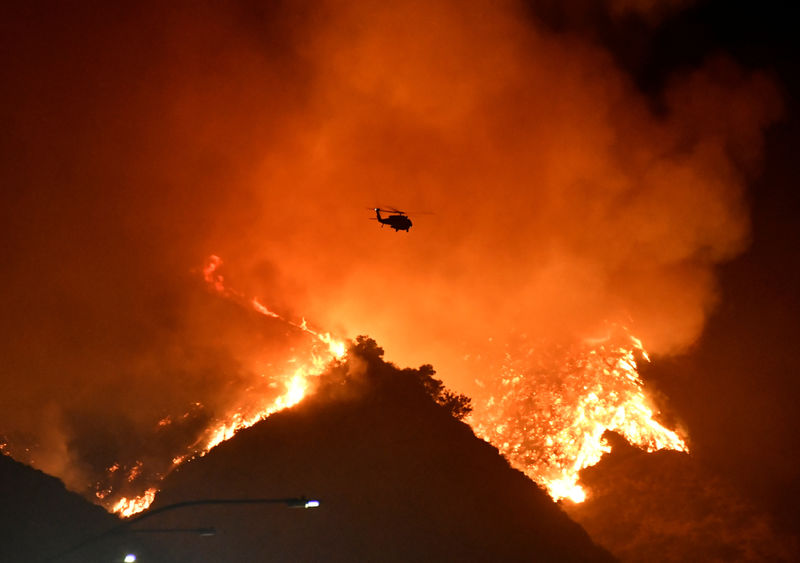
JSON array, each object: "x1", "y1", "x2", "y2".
[
  {"x1": 45, "y1": 496, "x2": 320, "y2": 562},
  {"x1": 124, "y1": 496, "x2": 320, "y2": 526},
  {"x1": 125, "y1": 527, "x2": 217, "y2": 536}
]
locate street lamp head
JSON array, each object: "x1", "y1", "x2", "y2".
[
  {"x1": 286, "y1": 496, "x2": 321, "y2": 509},
  {"x1": 124, "y1": 554, "x2": 137, "y2": 563}
]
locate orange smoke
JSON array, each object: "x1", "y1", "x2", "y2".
[
  {"x1": 0, "y1": 0, "x2": 781, "y2": 514},
  {"x1": 108, "y1": 255, "x2": 347, "y2": 516},
  {"x1": 194, "y1": 0, "x2": 780, "y2": 392}
]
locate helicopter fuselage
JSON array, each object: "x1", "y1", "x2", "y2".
[{"x1": 375, "y1": 209, "x2": 412, "y2": 232}]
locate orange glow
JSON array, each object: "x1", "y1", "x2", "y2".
[
  {"x1": 470, "y1": 329, "x2": 687, "y2": 502},
  {"x1": 112, "y1": 487, "x2": 157, "y2": 519},
  {"x1": 199, "y1": 371, "x2": 312, "y2": 454},
  {"x1": 109, "y1": 258, "x2": 684, "y2": 517},
  {"x1": 109, "y1": 256, "x2": 347, "y2": 517},
  {"x1": 202, "y1": 254, "x2": 226, "y2": 293},
  {"x1": 0, "y1": 2, "x2": 781, "y2": 527},
  {"x1": 252, "y1": 298, "x2": 281, "y2": 318}
]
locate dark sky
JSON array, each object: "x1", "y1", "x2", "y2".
[
  {"x1": 1, "y1": 0, "x2": 798, "y2": 553},
  {"x1": 524, "y1": 0, "x2": 800, "y2": 539},
  {"x1": 608, "y1": 1, "x2": 800, "y2": 537}
]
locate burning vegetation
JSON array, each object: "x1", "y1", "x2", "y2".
[
  {"x1": 102, "y1": 257, "x2": 685, "y2": 517},
  {"x1": 105, "y1": 257, "x2": 349, "y2": 516},
  {"x1": 470, "y1": 330, "x2": 686, "y2": 502},
  {"x1": 0, "y1": 2, "x2": 785, "y2": 555}
]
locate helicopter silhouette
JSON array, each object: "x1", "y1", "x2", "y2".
[{"x1": 370, "y1": 207, "x2": 413, "y2": 232}]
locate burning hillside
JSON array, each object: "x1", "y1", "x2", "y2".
[
  {"x1": 0, "y1": 0, "x2": 785, "y2": 547},
  {"x1": 105, "y1": 257, "x2": 349, "y2": 516},
  {"x1": 97, "y1": 258, "x2": 685, "y2": 517},
  {"x1": 123, "y1": 338, "x2": 614, "y2": 563},
  {"x1": 471, "y1": 329, "x2": 686, "y2": 502}
]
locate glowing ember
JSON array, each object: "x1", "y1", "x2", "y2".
[{"x1": 470, "y1": 329, "x2": 687, "y2": 503}]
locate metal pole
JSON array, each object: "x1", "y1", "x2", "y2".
[{"x1": 43, "y1": 496, "x2": 319, "y2": 562}]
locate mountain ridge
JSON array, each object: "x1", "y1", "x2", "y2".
[{"x1": 143, "y1": 338, "x2": 614, "y2": 561}]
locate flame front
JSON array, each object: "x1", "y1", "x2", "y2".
[
  {"x1": 108, "y1": 257, "x2": 682, "y2": 516},
  {"x1": 200, "y1": 372, "x2": 312, "y2": 455},
  {"x1": 470, "y1": 330, "x2": 687, "y2": 503},
  {"x1": 108, "y1": 256, "x2": 346, "y2": 517},
  {"x1": 193, "y1": 256, "x2": 346, "y2": 458},
  {"x1": 112, "y1": 487, "x2": 157, "y2": 519}
]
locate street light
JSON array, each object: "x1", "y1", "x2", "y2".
[
  {"x1": 286, "y1": 497, "x2": 321, "y2": 509},
  {"x1": 126, "y1": 527, "x2": 217, "y2": 536},
  {"x1": 46, "y1": 496, "x2": 320, "y2": 561},
  {"x1": 124, "y1": 496, "x2": 321, "y2": 524}
]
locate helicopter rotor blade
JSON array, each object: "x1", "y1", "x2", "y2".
[
  {"x1": 367, "y1": 206, "x2": 433, "y2": 215},
  {"x1": 370, "y1": 207, "x2": 405, "y2": 214}
]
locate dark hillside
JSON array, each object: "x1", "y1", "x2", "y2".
[
  {"x1": 0, "y1": 453, "x2": 122, "y2": 562},
  {"x1": 564, "y1": 433, "x2": 797, "y2": 562},
  {"x1": 141, "y1": 338, "x2": 613, "y2": 562}
]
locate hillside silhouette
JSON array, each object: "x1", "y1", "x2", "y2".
[
  {"x1": 0, "y1": 452, "x2": 124, "y2": 562},
  {"x1": 135, "y1": 337, "x2": 614, "y2": 562},
  {"x1": 565, "y1": 432, "x2": 798, "y2": 562}
]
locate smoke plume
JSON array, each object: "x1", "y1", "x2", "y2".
[{"x1": 0, "y1": 1, "x2": 780, "y2": 496}]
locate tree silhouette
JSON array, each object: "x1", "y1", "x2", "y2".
[
  {"x1": 348, "y1": 336, "x2": 472, "y2": 420},
  {"x1": 414, "y1": 364, "x2": 472, "y2": 420}
]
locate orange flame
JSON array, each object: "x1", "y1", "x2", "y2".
[
  {"x1": 112, "y1": 487, "x2": 158, "y2": 518},
  {"x1": 470, "y1": 329, "x2": 687, "y2": 503},
  {"x1": 109, "y1": 255, "x2": 346, "y2": 517},
  {"x1": 193, "y1": 255, "x2": 346, "y2": 454},
  {"x1": 111, "y1": 258, "x2": 681, "y2": 516}
]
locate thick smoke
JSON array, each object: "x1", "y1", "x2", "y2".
[
  {"x1": 0, "y1": 1, "x2": 780, "y2": 495},
  {"x1": 221, "y1": 1, "x2": 780, "y2": 387}
]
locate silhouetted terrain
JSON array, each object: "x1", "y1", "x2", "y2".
[
  {"x1": 0, "y1": 453, "x2": 124, "y2": 562},
  {"x1": 565, "y1": 433, "x2": 798, "y2": 562},
  {"x1": 133, "y1": 339, "x2": 613, "y2": 562}
]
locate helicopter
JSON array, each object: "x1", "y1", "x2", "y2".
[{"x1": 370, "y1": 207, "x2": 413, "y2": 232}]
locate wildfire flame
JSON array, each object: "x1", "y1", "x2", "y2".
[
  {"x1": 112, "y1": 487, "x2": 158, "y2": 519},
  {"x1": 109, "y1": 255, "x2": 347, "y2": 517},
  {"x1": 110, "y1": 257, "x2": 684, "y2": 517},
  {"x1": 194, "y1": 256, "x2": 347, "y2": 455},
  {"x1": 470, "y1": 330, "x2": 687, "y2": 503}
]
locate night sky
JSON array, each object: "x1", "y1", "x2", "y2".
[
  {"x1": 609, "y1": 0, "x2": 800, "y2": 538},
  {"x1": 530, "y1": 0, "x2": 800, "y2": 542},
  {"x1": 2, "y1": 0, "x2": 798, "y2": 558}
]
